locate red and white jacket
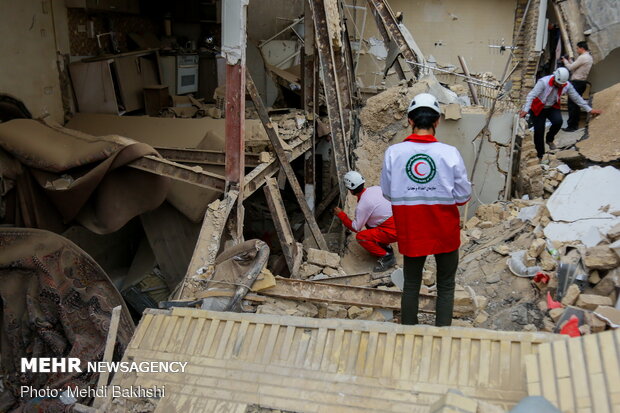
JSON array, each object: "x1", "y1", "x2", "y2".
[
  {"x1": 523, "y1": 75, "x2": 592, "y2": 116},
  {"x1": 380, "y1": 134, "x2": 471, "y2": 257}
]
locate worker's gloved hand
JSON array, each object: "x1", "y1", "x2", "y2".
[
  {"x1": 333, "y1": 207, "x2": 343, "y2": 215},
  {"x1": 519, "y1": 110, "x2": 528, "y2": 118},
  {"x1": 590, "y1": 109, "x2": 602, "y2": 117}
]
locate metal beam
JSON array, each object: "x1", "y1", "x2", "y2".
[
  {"x1": 222, "y1": 0, "x2": 248, "y2": 244},
  {"x1": 154, "y1": 147, "x2": 260, "y2": 167},
  {"x1": 128, "y1": 155, "x2": 225, "y2": 191},
  {"x1": 246, "y1": 71, "x2": 329, "y2": 251},
  {"x1": 261, "y1": 278, "x2": 436, "y2": 313}
]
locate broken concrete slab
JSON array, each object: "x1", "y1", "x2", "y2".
[
  {"x1": 299, "y1": 263, "x2": 322, "y2": 279},
  {"x1": 593, "y1": 268, "x2": 620, "y2": 296},
  {"x1": 608, "y1": 222, "x2": 620, "y2": 241},
  {"x1": 561, "y1": 284, "x2": 580, "y2": 306},
  {"x1": 544, "y1": 219, "x2": 620, "y2": 247},
  {"x1": 544, "y1": 166, "x2": 620, "y2": 246},
  {"x1": 594, "y1": 305, "x2": 620, "y2": 329},
  {"x1": 546, "y1": 166, "x2": 620, "y2": 222},
  {"x1": 306, "y1": 248, "x2": 341, "y2": 268},
  {"x1": 584, "y1": 245, "x2": 620, "y2": 270},
  {"x1": 576, "y1": 294, "x2": 613, "y2": 311}
]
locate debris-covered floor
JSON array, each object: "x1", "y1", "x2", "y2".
[{"x1": 1, "y1": 0, "x2": 620, "y2": 412}]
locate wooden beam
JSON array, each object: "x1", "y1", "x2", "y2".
[
  {"x1": 246, "y1": 71, "x2": 329, "y2": 251},
  {"x1": 129, "y1": 155, "x2": 225, "y2": 191},
  {"x1": 178, "y1": 189, "x2": 239, "y2": 299},
  {"x1": 93, "y1": 305, "x2": 121, "y2": 408},
  {"x1": 243, "y1": 137, "x2": 313, "y2": 199},
  {"x1": 264, "y1": 177, "x2": 302, "y2": 276},
  {"x1": 261, "y1": 278, "x2": 436, "y2": 313},
  {"x1": 457, "y1": 56, "x2": 481, "y2": 106},
  {"x1": 310, "y1": 0, "x2": 351, "y2": 204},
  {"x1": 154, "y1": 147, "x2": 260, "y2": 167},
  {"x1": 366, "y1": 0, "x2": 420, "y2": 78},
  {"x1": 315, "y1": 184, "x2": 339, "y2": 217},
  {"x1": 369, "y1": 7, "x2": 406, "y2": 80}
]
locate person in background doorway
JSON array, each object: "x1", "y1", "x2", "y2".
[
  {"x1": 334, "y1": 171, "x2": 398, "y2": 272},
  {"x1": 380, "y1": 93, "x2": 471, "y2": 326},
  {"x1": 562, "y1": 41, "x2": 594, "y2": 132},
  {"x1": 519, "y1": 67, "x2": 601, "y2": 159}
]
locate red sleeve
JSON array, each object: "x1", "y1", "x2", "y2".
[{"x1": 337, "y1": 211, "x2": 356, "y2": 232}]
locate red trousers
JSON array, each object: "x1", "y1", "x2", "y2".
[{"x1": 355, "y1": 217, "x2": 398, "y2": 257}]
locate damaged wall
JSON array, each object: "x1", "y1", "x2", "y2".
[
  {"x1": 0, "y1": 0, "x2": 70, "y2": 122},
  {"x1": 557, "y1": 0, "x2": 620, "y2": 63},
  {"x1": 355, "y1": 83, "x2": 515, "y2": 218},
  {"x1": 353, "y1": 0, "x2": 517, "y2": 89}
]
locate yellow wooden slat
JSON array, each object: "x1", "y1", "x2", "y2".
[
  {"x1": 583, "y1": 334, "x2": 611, "y2": 413},
  {"x1": 568, "y1": 337, "x2": 592, "y2": 411}
]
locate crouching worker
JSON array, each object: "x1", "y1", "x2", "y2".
[
  {"x1": 380, "y1": 93, "x2": 472, "y2": 326},
  {"x1": 334, "y1": 171, "x2": 398, "y2": 272}
]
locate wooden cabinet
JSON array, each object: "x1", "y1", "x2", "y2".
[
  {"x1": 65, "y1": 0, "x2": 140, "y2": 14},
  {"x1": 70, "y1": 50, "x2": 162, "y2": 114}
]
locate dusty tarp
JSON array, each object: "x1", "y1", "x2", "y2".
[
  {"x1": 0, "y1": 228, "x2": 135, "y2": 412},
  {"x1": 0, "y1": 119, "x2": 169, "y2": 234},
  {"x1": 193, "y1": 239, "x2": 269, "y2": 310}
]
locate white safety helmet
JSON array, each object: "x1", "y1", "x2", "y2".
[
  {"x1": 553, "y1": 67, "x2": 570, "y2": 85},
  {"x1": 407, "y1": 93, "x2": 441, "y2": 115},
  {"x1": 343, "y1": 171, "x2": 365, "y2": 190}
]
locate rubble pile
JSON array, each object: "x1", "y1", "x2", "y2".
[
  {"x1": 515, "y1": 131, "x2": 572, "y2": 199},
  {"x1": 459, "y1": 185, "x2": 620, "y2": 334},
  {"x1": 299, "y1": 248, "x2": 347, "y2": 280}
]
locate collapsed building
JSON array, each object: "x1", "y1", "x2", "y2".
[{"x1": 0, "y1": 0, "x2": 619, "y2": 412}]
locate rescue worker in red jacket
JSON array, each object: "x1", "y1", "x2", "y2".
[
  {"x1": 334, "y1": 171, "x2": 398, "y2": 272},
  {"x1": 520, "y1": 67, "x2": 602, "y2": 159},
  {"x1": 380, "y1": 93, "x2": 472, "y2": 326}
]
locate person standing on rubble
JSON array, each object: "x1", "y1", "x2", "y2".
[
  {"x1": 380, "y1": 93, "x2": 471, "y2": 326},
  {"x1": 561, "y1": 41, "x2": 594, "y2": 132},
  {"x1": 520, "y1": 67, "x2": 601, "y2": 159},
  {"x1": 334, "y1": 171, "x2": 398, "y2": 272}
]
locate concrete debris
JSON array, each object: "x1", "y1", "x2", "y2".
[
  {"x1": 543, "y1": 166, "x2": 620, "y2": 247},
  {"x1": 256, "y1": 297, "x2": 319, "y2": 318},
  {"x1": 593, "y1": 268, "x2": 620, "y2": 296},
  {"x1": 347, "y1": 306, "x2": 373, "y2": 320},
  {"x1": 298, "y1": 263, "x2": 322, "y2": 279},
  {"x1": 593, "y1": 306, "x2": 620, "y2": 329},
  {"x1": 306, "y1": 248, "x2": 341, "y2": 268},
  {"x1": 528, "y1": 239, "x2": 546, "y2": 259},
  {"x1": 317, "y1": 303, "x2": 348, "y2": 319},
  {"x1": 584, "y1": 245, "x2": 620, "y2": 270},
  {"x1": 608, "y1": 223, "x2": 620, "y2": 242},
  {"x1": 575, "y1": 294, "x2": 613, "y2": 311},
  {"x1": 561, "y1": 284, "x2": 581, "y2": 306}
]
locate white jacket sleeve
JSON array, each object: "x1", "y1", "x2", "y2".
[
  {"x1": 452, "y1": 150, "x2": 472, "y2": 205},
  {"x1": 380, "y1": 151, "x2": 392, "y2": 202},
  {"x1": 522, "y1": 78, "x2": 545, "y2": 113}
]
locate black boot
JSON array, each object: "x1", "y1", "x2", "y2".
[{"x1": 374, "y1": 253, "x2": 396, "y2": 272}]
